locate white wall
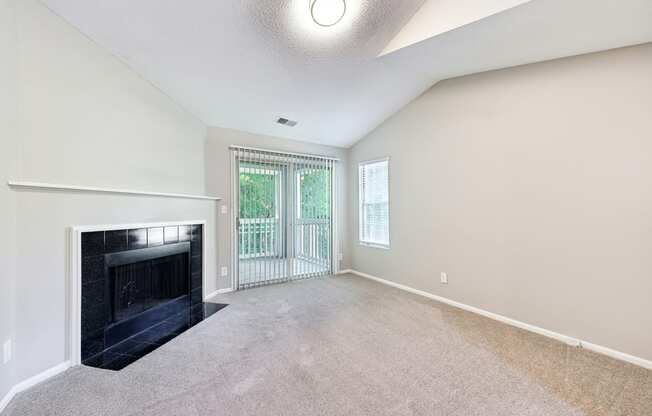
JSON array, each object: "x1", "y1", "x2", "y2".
[
  {"x1": 0, "y1": 0, "x2": 19, "y2": 401},
  {"x1": 206, "y1": 127, "x2": 350, "y2": 289},
  {"x1": 349, "y1": 43, "x2": 652, "y2": 362},
  {"x1": 8, "y1": 0, "x2": 217, "y2": 386},
  {"x1": 16, "y1": 1, "x2": 205, "y2": 191}
]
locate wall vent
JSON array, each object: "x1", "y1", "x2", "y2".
[{"x1": 277, "y1": 117, "x2": 298, "y2": 127}]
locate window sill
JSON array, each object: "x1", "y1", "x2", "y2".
[{"x1": 359, "y1": 241, "x2": 390, "y2": 250}]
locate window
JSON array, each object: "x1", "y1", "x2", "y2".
[{"x1": 359, "y1": 158, "x2": 390, "y2": 248}]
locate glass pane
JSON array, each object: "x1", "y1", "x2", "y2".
[
  {"x1": 238, "y1": 162, "x2": 280, "y2": 261},
  {"x1": 296, "y1": 165, "x2": 331, "y2": 267},
  {"x1": 298, "y1": 168, "x2": 330, "y2": 219},
  {"x1": 239, "y1": 162, "x2": 277, "y2": 219}
]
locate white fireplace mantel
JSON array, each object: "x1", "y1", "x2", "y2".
[{"x1": 8, "y1": 181, "x2": 222, "y2": 201}]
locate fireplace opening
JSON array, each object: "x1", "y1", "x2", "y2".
[{"x1": 103, "y1": 242, "x2": 191, "y2": 347}]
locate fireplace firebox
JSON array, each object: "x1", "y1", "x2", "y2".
[{"x1": 107, "y1": 244, "x2": 189, "y2": 322}]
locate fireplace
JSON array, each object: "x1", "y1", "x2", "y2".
[{"x1": 78, "y1": 223, "x2": 227, "y2": 370}]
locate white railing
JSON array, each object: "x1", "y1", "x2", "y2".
[
  {"x1": 239, "y1": 218, "x2": 279, "y2": 259},
  {"x1": 239, "y1": 218, "x2": 331, "y2": 266},
  {"x1": 296, "y1": 219, "x2": 330, "y2": 266}
]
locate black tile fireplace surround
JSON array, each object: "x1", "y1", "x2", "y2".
[{"x1": 81, "y1": 224, "x2": 227, "y2": 371}]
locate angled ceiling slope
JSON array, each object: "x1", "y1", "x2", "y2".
[
  {"x1": 381, "y1": 0, "x2": 534, "y2": 56},
  {"x1": 41, "y1": 0, "x2": 652, "y2": 147},
  {"x1": 379, "y1": 0, "x2": 652, "y2": 87}
]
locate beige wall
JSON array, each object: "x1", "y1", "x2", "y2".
[
  {"x1": 349, "y1": 43, "x2": 652, "y2": 362},
  {"x1": 206, "y1": 127, "x2": 350, "y2": 289},
  {"x1": 0, "y1": 0, "x2": 19, "y2": 401},
  {"x1": 8, "y1": 0, "x2": 215, "y2": 386}
]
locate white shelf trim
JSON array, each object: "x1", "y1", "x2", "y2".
[{"x1": 7, "y1": 181, "x2": 221, "y2": 201}]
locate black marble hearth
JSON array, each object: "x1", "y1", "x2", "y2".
[
  {"x1": 83, "y1": 302, "x2": 227, "y2": 370},
  {"x1": 81, "y1": 224, "x2": 227, "y2": 371}
]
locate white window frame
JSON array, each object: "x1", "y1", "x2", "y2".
[{"x1": 358, "y1": 157, "x2": 390, "y2": 249}]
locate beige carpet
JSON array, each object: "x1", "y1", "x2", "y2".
[{"x1": 4, "y1": 275, "x2": 651, "y2": 415}]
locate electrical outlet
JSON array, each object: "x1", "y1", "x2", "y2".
[
  {"x1": 220, "y1": 205, "x2": 228, "y2": 215},
  {"x1": 3, "y1": 340, "x2": 11, "y2": 364},
  {"x1": 440, "y1": 272, "x2": 448, "y2": 284},
  {"x1": 220, "y1": 266, "x2": 228, "y2": 277}
]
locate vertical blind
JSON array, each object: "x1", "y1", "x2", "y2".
[
  {"x1": 231, "y1": 146, "x2": 337, "y2": 290},
  {"x1": 359, "y1": 158, "x2": 389, "y2": 247}
]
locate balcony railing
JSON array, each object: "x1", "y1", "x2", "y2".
[
  {"x1": 239, "y1": 218, "x2": 279, "y2": 259},
  {"x1": 238, "y1": 217, "x2": 330, "y2": 266},
  {"x1": 295, "y1": 219, "x2": 330, "y2": 266}
]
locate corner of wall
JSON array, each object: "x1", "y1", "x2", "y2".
[{"x1": 0, "y1": 0, "x2": 19, "y2": 407}]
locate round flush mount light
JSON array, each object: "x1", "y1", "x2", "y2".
[{"x1": 310, "y1": 0, "x2": 346, "y2": 27}]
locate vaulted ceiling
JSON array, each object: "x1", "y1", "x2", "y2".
[{"x1": 42, "y1": 0, "x2": 652, "y2": 147}]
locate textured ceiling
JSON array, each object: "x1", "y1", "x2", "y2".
[{"x1": 41, "y1": 0, "x2": 652, "y2": 147}]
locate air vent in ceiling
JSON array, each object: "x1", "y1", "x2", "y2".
[{"x1": 277, "y1": 117, "x2": 298, "y2": 127}]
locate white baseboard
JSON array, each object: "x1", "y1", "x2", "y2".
[
  {"x1": 0, "y1": 361, "x2": 71, "y2": 413},
  {"x1": 335, "y1": 269, "x2": 353, "y2": 275},
  {"x1": 346, "y1": 269, "x2": 652, "y2": 370},
  {"x1": 205, "y1": 287, "x2": 234, "y2": 300},
  {"x1": 580, "y1": 340, "x2": 652, "y2": 370},
  {"x1": 0, "y1": 386, "x2": 14, "y2": 415}
]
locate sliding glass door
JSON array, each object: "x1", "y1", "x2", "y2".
[{"x1": 232, "y1": 147, "x2": 335, "y2": 290}]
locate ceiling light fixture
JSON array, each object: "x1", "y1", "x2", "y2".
[{"x1": 310, "y1": 0, "x2": 346, "y2": 27}]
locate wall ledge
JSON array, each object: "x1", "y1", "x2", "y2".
[{"x1": 7, "y1": 181, "x2": 221, "y2": 201}]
